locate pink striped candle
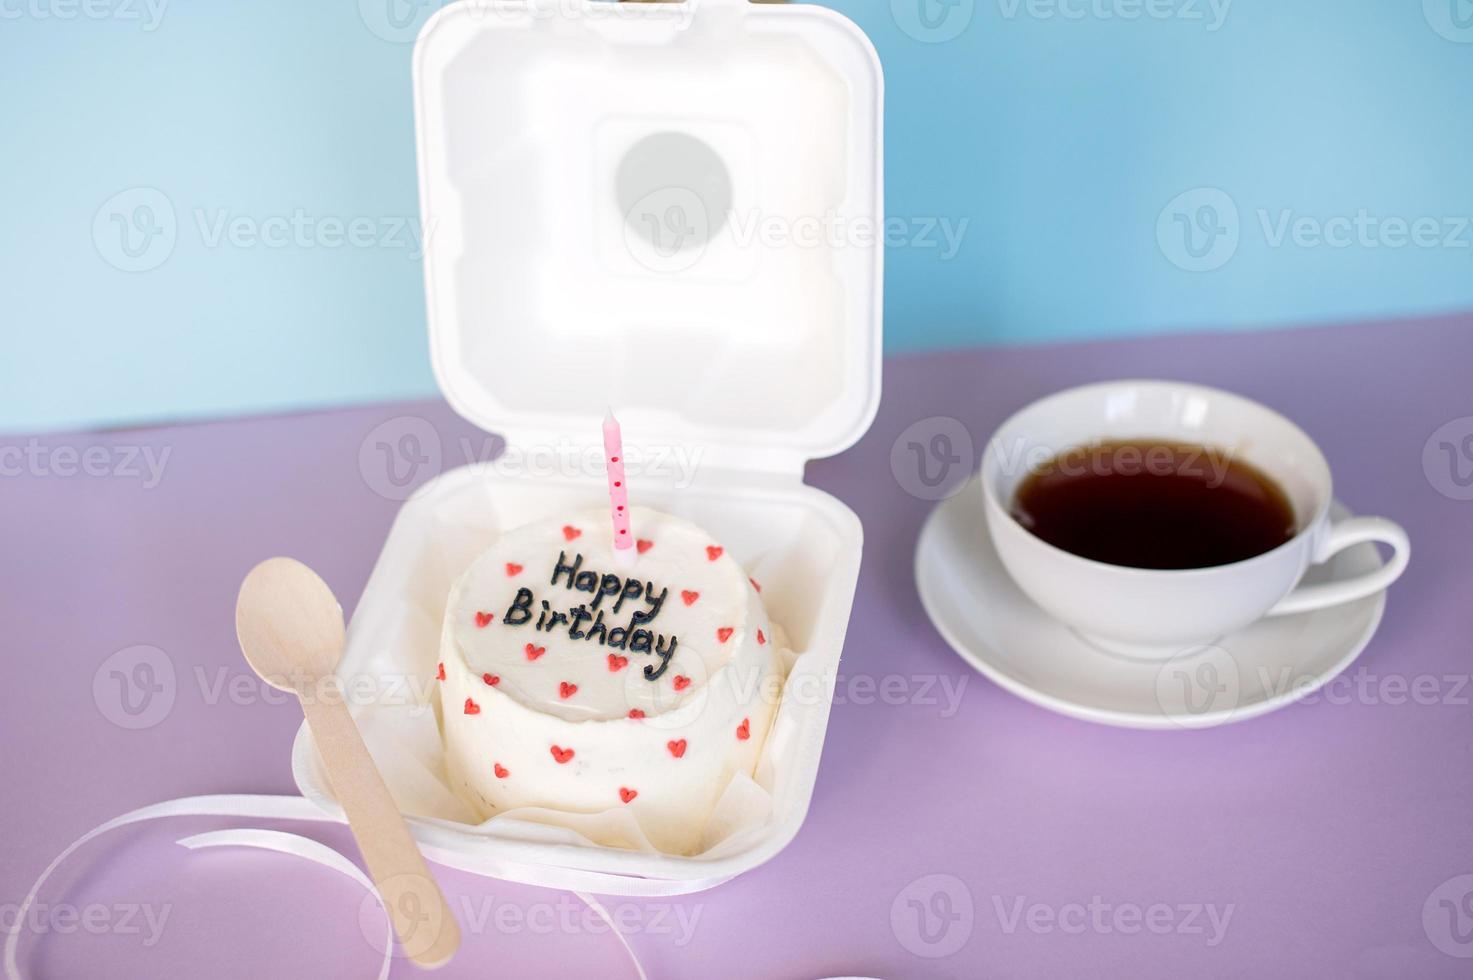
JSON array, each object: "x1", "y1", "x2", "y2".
[{"x1": 603, "y1": 409, "x2": 635, "y2": 567}]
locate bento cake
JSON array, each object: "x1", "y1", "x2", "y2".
[{"x1": 438, "y1": 507, "x2": 782, "y2": 855}]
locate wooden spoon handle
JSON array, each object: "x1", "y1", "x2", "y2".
[{"x1": 299, "y1": 688, "x2": 461, "y2": 968}]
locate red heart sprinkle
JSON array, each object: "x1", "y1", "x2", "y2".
[
  {"x1": 717, "y1": 627, "x2": 733, "y2": 643},
  {"x1": 619, "y1": 787, "x2": 638, "y2": 804},
  {"x1": 608, "y1": 654, "x2": 629, "y2": 672},
  {"x1": 628, "y1": 709, "x2": 645, "y2": 719},
  {"x1": 483, "y1": 673, "x2": 500, "y2": 686},
  {"x1": 563, "y1": 525, "x2": 582, "y2": 541},
  {"x1": 551, "y1": 745, "x2": 574, "y2": 764},
  {"x1": 525, "y1": 643, "x2": 546, "y2": 661},
  {"x1": 736, "y1": 718, "x2": 751, "y2": 741},
  {"x1": 681, "y1": 590, "x2": 700, "y2": 606},
  {"x1": 475, "y1": 611, "x2": 494, "y2": 628},
  {"x1": 436, "y1": 663, "x2": 446, "y2": 681},
  {"x1": 463, "y1": 698, "x2": 480, "y2": 715},
  {"x1": 706, "y1": 546, "x2": 723, "y2": 561},
  {"x1": 667, "y1": 739, "x2": 687, "y2": 759},
  {"x1": 673, "y1": 675, "x2": 691, "y2": 692},
  {"x1": 505, "y1": 563, "x2": 523, "y2": 577},
  {"x1": 757, "y1": 629, "x2": 766, "y2": 646},
  {"x1": 636, "y1": 539, "x2": 654, "y2": 554},
  {"x1": 494, "y1": 763, "x2": 509, "y2": 779},
  {"x1": 749, "y1": 577, "x2": 762, "y2": 593},
  {"x1": 559, "y1": 682, "x2": 578, "y2": 700}
]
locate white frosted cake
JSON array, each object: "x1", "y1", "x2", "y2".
[{"x1": 438, "y1": 507, "x2": 783, "y2": 854}]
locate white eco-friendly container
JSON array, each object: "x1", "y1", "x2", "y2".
[{"x1": 292, "y1": 0, "x2": 883, "y2": 894}]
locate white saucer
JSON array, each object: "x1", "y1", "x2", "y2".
[{"x1": 915, "y1": 475, "x2": 1389, "y2": 729}]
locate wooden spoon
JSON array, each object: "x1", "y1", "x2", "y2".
[{"x1": 236, "y1": 557, "x2": 460, "y2": 969}]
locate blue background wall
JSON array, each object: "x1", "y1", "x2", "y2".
[{"x1": 3, "y1": 0, "x2": 1471, "y2": 433}]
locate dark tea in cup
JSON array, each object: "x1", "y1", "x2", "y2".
[{"x1": 1010, "y1": 440, "x2": 1296, "y2": 570}]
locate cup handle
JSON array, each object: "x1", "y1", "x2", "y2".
[{"x1": 1266, "y1": 516, "x2": 1410, "y2": 617}]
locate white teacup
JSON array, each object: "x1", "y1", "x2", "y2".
[{"x1": 981, "y1": 381, "x2": 1411, "y2": 659}]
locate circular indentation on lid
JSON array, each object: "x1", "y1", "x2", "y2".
[{"x1": 617, "y1": 132, "x2": 732, "y2": 271}]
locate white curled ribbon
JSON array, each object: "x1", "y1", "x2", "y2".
[
  {"x1": 4, "y1": 795, "x2": 647, "y2": 980},
  {"x1": 176, "y1": 829, "x2": 396, "y2": 980}
]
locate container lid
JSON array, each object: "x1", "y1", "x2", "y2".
[{"x1": 412, "y1": 0, "x2": 883, "y2": 476}]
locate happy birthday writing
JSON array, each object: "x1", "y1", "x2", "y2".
[{"x1": 503, "y1": 551, "x2": 679, "y2": 681}]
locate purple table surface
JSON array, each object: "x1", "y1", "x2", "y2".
[{"x1": 5, "y1": 314, "x2": 1473, "y2": 979}]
